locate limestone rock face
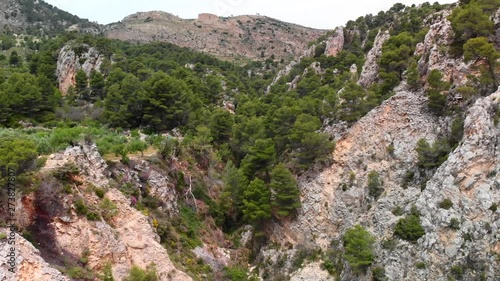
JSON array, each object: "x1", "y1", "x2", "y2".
[
  {"x1": 56, "y1": 45, "x2": 104, "y2": 95},
  {"x1": 290, "y1": 262, "x2": 334, "y2": 281},
  {"x1": 0, "y1": 231, "x2": 70, "y2": 281},
  {"x1": 0, "y1": 0, "x2": 24, "y2": 32},
  {"x1": 197, "y1": 13, "x2": 218, "y2": 23},
  {"x1": 290, "y1": 89, "x2": 438, "y2": 249},
  {"x1": 416, "y1": 10, "x2": 469, "y2": 86},
  {"x1": 494, "y1": 8, "x2": 500, "y2": 48},
  {"x1": 413, "y1": 88, "x2": 500, "y2": 281},
  {"x1": 358, "y1": 30, "x2": 390, "y2": 88},
  {"x1": 192, "y1": 244, "x2": 231, "y2": 271},
  {"x1": 324, "y1": 27, "x2": 344, "y2": 57},
  {"x1": 33, "y1": 143, "x2": 192, "y2": 281},
  {"x1": 111, "y1": 160, "x2": 181, "y2": 216},
  {"x1": 273, "y1": 85, "x2": 500, "y2": 280}
]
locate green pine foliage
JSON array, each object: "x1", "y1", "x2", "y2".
[
  {"x1": 394, "y1": 215, "x2": 425, "y2": 242},
  {"x1": 0, "y1": 137, "x2": 38, "y2": 174},
  {"x1": 124, "y1": 265, "x2": 158, "y2": 281},
  {"x1": 242, "y1": 178, "x2": 272, "y2": 227},
  {"x1": 415, "y1": 138, "x2": 451, "y2": 169},
  {"x1": 343, "y1": 225, "x2": 376, "y2": 273},
  {"x1": 270, "y1": 163, "x2": 301, "y2": 218},
  {"x1": 367, "y1": 171, "x2": 383, "y2": 200}
]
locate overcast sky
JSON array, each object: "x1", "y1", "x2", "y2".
[{"x1": 44, "y1": 0, "x2": 456, "y2": 29}]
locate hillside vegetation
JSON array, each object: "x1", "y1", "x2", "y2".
[{"x1": 0, "y1": 1, "x2": 499, "y2": 281}]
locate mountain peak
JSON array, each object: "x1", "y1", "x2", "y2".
[{"x1": 106, "y1": 10, "x2": 327, "y2": 61}]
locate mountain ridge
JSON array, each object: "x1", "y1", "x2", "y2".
[{"x1": 104, "y1": 10, "x2": 327, "y2": 61}]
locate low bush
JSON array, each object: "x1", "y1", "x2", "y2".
[
  {"x1": 394, "y1": 215, "x2": 425, "y2": 242},
  {"x1": 439, "y1": 198, "x2": 453, "y2": 209}
]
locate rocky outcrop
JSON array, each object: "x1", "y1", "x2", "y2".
[
  {"x1": 415, "y1": 10, "x2": 470, "y2": 86},
  {"x1": 290, "y1": 262, "x2": 334, "y2": 281},
  {"x1": 192, "y1": 244, "x2": 231, "y2": 271},
  {"x1": 43, "y1": 142, "x2": 110, "y2": 187},
  {"x1": 273, "y1": 85, "x2": 500, "y2": 280},
  {"x1": 324, "y1": 27, "x2": 344, "y2": 57},
  {"x1": 493, "y1": 8, "x2": 500, "y2": 48},
  {"x1": 412, "y1": 88, "x2": 500, "y2": 281},
  {"x1": 358, "y1": 29, "x2": 390, "y2": 88},
  {"x1": 268, "y1": 60, "x2": 298, "y2": 89},
  {"x1": 267, "y1": 40, "x2": 321, "y2": 92},
  {"x1": 105, "y1": 11, "x2": 326, "y2": 61},
  {"x1": 0, "y1": 230, "x2": 70, "y2": 281},
  {"x1": 34, "y1": 143, "x2": 192, "y2": 280},
  {"x1": 0, "y1": 0, "x2": 24, "y2": 32},
  {"x1": 111, "y1": 160, "x2": 181, "y2": 216},
  {"x1": 197, "y1": 13, "x2": 218, "y2": 23},
  {"x1": 288, "y1": 88, "x2": 438, "y2": 249},
  {"x1": 56, "y1": 45, "x2": 104, "y2": 95}
]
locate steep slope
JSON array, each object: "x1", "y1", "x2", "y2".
[
  {"x1": 262, "y1": 4, "x2": 500, "y2": 281},
  {"x1": 104, "y1": 11, "x2": 326, "y2": 61},
  {"x1": 12, "y1": 144, "x2": 192, "y2": 281},
  {"x1": 0, "y1": 0, "x2": 99, "y2": 35}
]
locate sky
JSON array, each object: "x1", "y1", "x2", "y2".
[{"x1": 44, "y1": 0, "x2": 456, "y2": 29}]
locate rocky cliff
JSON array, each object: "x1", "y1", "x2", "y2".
[
  {"x1": 8, "y1": 143, "x2": 192, "y2": 281},
  {"x1": 56, "y1": 44, "x2": 104, "y2": 95},
  {"x1": 104, "y1": 11, "x2": 326, "y2": 61},
  {"x1": 262, "y1": 6, "x2": 500, "y2": 280}
]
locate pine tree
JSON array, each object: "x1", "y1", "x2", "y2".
[
  {"x1": 240, "y1": 139, "x2": 276, "y2": 180},
  {"x1": 242, "y1": 178, "x2": 271, "y2": 227},
  {"x1": 270, "y1": 163, "x2": 300, "y2": 218},
  {"x1": 463, "y1": 37, "x2": 500, "y2": 87},
  {"x1": 449, "y1": 1, "x2": 494, "y2": 42},
  {"x1": 90, "y1": 69, "x2": 105, "y2": 100},
  {"x1": 143, "y1": 72, "x2": 192, "y2": 132},
  {"x1": 75, "y1": 69, "x2": 89, "y2": 100},
  {"x1": 343, "y1": 225, "x2": 375, "y2": 274},
  {"x1": 9, "y1": 51, "x2": 20, "y2": 67}
]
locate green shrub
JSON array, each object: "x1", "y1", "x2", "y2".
[
  {"x1": 372, "y1": 266, "x2": 386, "y2": 281},
  {"x1": 86, "y1": 211, "x2": 101, "y2": 221},
  {"x1": 224, "y1": 266, "x2": 248, "y2": 281},
  {"x1": 394, "y1": 215, "x2": 425, "y2": 242},
  {"x1": 415, "y1": 262, "x2": 426, "y2": 269},
  {"x1": 124, "y1": 265, "x2": 158, "y2": 281},
  {"x1": 392, "y1": 206, "x2": 403, "y2": 216},
  {"x1": 386, "y1": 144, "x2": 395, "y2": 156},
  {"x1": 99, "y1": 198, "x2": 118, "y2": 221},
  {"x1": 449, "y1": 218, "x2": 460, "y2": 230},
  {"x1": 0, "y1": 232, "x2": 7, "y2": 240},
  {"x1": 381, "y1": 238, "x2": 397, "y2": 251},
  {"x1": 94, "y1": 187, "x2": 105, "y2": 198},
  {"x1": 439, "y1": 198, "x2": 453, "y2": 209},
  {"x1": 74, "y1": 198, "x2": 88, "y2": 216},
  {"x1": 142, "y1": 195, "x2": 162, "y2": 209},
  {"x1": 367, "y1": 171, "x2": 383, "y2": 199},
  {"x1": 66, "y1": 266, "x2": 94, "y2": 279},
  {"x1": 101, "y1": 262, "x2": 115, "y2": 281},
  {"x1": 402, "y1": 170, "x2": 415, "y2": 189},
  {"x1": 415, "y1": 138, "x2": 450, "y2": 169},
  {"x1": 0, "y1": 137, "x2": 38, "y2": 174},
  {"x1": 489, "y1": 203, "x2": 498, "y2": 212},
  {"x1": 53, "y1": 163, "x2": 80, "y2": 181},
  {"x1": 343, "y1": 225, "x2": 375, "y2": 273},
  {"x1": 450, "y1": 265, "x2": 463, "y2": 279}
]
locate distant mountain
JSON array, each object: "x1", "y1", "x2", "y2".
[
  {"x1": 104, "y1": 11, "x2": 327, "y2": 61},
  {"x1": 0, "y1": 0, "x2": 99, "y2": 35}
]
